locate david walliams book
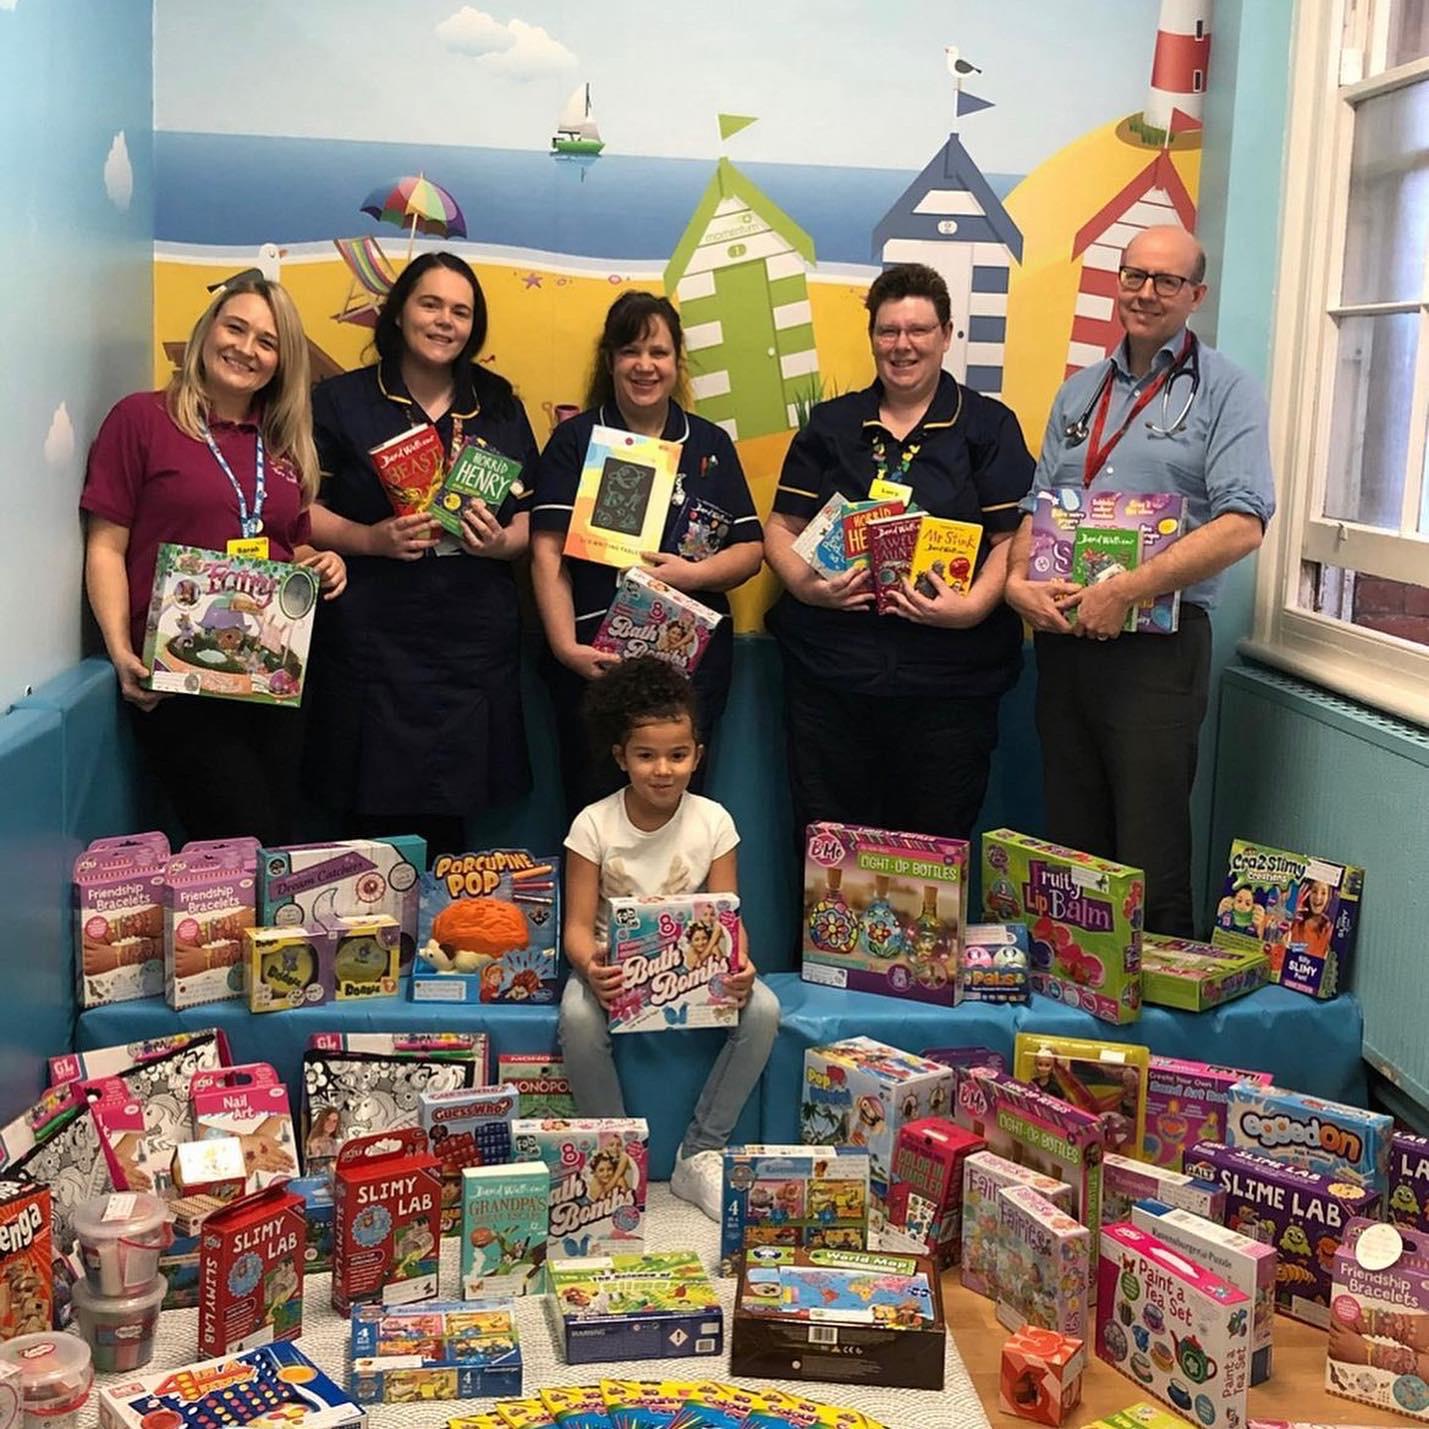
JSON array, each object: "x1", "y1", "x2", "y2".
[{"x1": 370, "y1": 424, "x2": 445, "y2": 517}]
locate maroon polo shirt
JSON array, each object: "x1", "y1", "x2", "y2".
[{"x1": 81, "y1": 391, "x2": 311, "y2": 652}]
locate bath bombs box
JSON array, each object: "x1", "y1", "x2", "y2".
[{"x1": 198, "y1": 1183, "x2": 305, "y2": 1356}]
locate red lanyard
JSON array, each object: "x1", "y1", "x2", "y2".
[{"x1": 1083, "y1": 332, "x2": 1193, "y2": 487}]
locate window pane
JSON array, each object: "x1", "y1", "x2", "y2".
[
  {"x1": 1340, "y1": 82, "x2": 1429, "y2": 304},
  {"x1": 1299, "y1": 563, "x2": 1429, "y2": 650},
  {"x1": 1323, "y1": 312, "x2": 1417, "y2": 528},
  {"x1": 1387, "y1": 0, "x2": 1429, "y2": 68}
]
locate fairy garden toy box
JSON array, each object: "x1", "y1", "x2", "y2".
[
  {"x1": 982, "y1": 830, "x2": 1144, "y2": 1024},
  {"x1": 142, "y1": 544, "x2": 319, "y2": 705},
  {"x1": 412, "y1": 850, "x2": 560, "y2": 1004},
  {"x1": 801, "y1": 822, "x2": 968, "y2": 1007},
  {"x1": 607, "y1": 894, "x2": 741, "y2": 1034}
]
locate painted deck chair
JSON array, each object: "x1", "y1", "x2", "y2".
[{"x1": 332, "y1": 235, "x2": 398, "y2": 328}]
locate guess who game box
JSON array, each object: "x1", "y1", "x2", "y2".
[
  {"x1": 1145, "y1": 1058, "x2": 1273, "y2": 1172},
  {"x1": 332, "y1": 1128, "x2": 441, "y2": 1314},
  {"x1": 802, "y1": 823, "x2": 968, "y2": 1007},
  {"x1": 983, "y1": 830, "x2": 1144, "y2": 1025},
  {"x1": 799, "y1": 1038, "x2": 954, "y2": 1206},
  {"x1": 419, "y1": 1083, "x2": 520, "y2": 1234},
  {"x1": 1097, "y1": 1223, "x2": 1250, "y2": 1429},
  {"x1": 460, "y1": 1162, "x2": 547, "y2": 1298},
  {"x1": 606, "y1": 894, "x2": 741, "y2": 1034},
  {"x1": 719, "y1": 1145, "x2": 871, "y2": 1277},
  {"x1": 883, "y1": 1119, "x2": 984, "y2": 1267},
  {"x1": 0, "y1": 1179, "x2": 51, "y2": 1339},
  {"x1": 511, "y1": 1118, "x2": 648, "y2": 1260},
  {"x1": 198, "y1": 1184, "x2": 305, "y2": 1356}
]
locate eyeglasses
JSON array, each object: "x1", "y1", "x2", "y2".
[
  {"x1": 872, "y1": 323, "x2": 944, "y2": 346},
  {"x1": 1118, "y1": 266, "x2": 1198, "y2": 298}
]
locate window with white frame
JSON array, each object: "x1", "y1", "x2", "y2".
[{"x1": 1252, "y1": 0, "x2": 1429, "y2": 727}]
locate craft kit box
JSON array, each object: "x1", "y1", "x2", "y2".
[
  {"x1": 97, "y1": 1341, "x2": 365, "y2": 1429},
  {"x1": 142, "y1": 544, "x2": 319, "y2": 705},
  {"x1": 996, "y1": 1183, "x2": 1090, "y2": 1339},
  {"x1": 0, "y1": 1180, "x2": 51, "y2": 1339},
  {"x1": 1326, "y1": 1216, "x2": 1429, "y2": 1420},
  {"x1": 333, "y1": 1127, "x2": 441, "y2": 1314},
  {"x1": 172, "y1": 1137, "x2": 247, "y2": 1200},
  {"x1": 349, "y1": 1300, "x2": 522, "y2": 1402},
  {"x1": 1013, "y1": 1033, "x2": 1149, "y2": 1158},
  {"x1": 1132, "y1": 1200, "x2": 1277, "y2": 1386},
  {"x1": 73, "y1": 843, "x2": 166, "y2": 1008},
  {"x1": 49, "y1": 1026, "x2": 230, "y2": 1089},
  {"x1": 420, "y1": 1084, "x2": 520, "y2": 1234},
  {"x1": 982, "y1": 830, "x2": 1144, "y2": 1024},
  {"x1": 460, "y1": 1163, "x2": 547, "y2": 1299},
  {"x1": 497, "y1": 1055, "x2": 576, "y2": 1118},
  {"x1": 719, "y1": 1145, "x2": 871, "y2": 1277},
  {"x1": 85, "y1": 1073, "x2": 188, "y2": 1195},
  {"x1": 1101, "y1": 1152, "x2": 1225, "y2": 1227},
  {"x1": 190, "y1": 1063, "x2": 300, "y2": 1193},
  {"x1": 197, "y1": 1184, "x2": 305, "y2": 1356},
  {"x1": 1139, "y1": 934, "x2": 1269, "y2": 1012},
  {"x1": 732, "y1": 1245, "x2": 946, "y2": 1391},
  {"x1": 511, "y1": 1117, "x2": 648, "y2": 1260},
  {"x1": 546, "y1": 1251, "x2": 722, "y2": 1365},
  {"x1": 606, "y1": 894, "x2": 741, "y2": 1033},
  {"x1": 245, "y1": 916, "x2": 400, "y2": 1012},
  {"x1": 999, "y1": 1325, "x2": 1085, "y2": 1426},
  {"x1": 163, "y1": 850, "x2": 255, "y2": 1009},
  {"x1": 1097, "y1": 1222, "x2": 1251, "y2": 1429},
  {"x1": 1145, "y1": 1058, "x2": 1273, "y2": 1172},
  {"x1": 1211, "y1": 838, "x2": 1365, "y2": 999},
  {"x1": 800, "y1": 1038, "x2": 954, "y2": 1202},
  {"x1": 412, "y1": 850, "x2": 559, "y2": 1004},
  {"x1": 801, "y1": 823, "x2": 968, "y2": 1007},
  {"x1": 258, "y1": 836, "x2": 425, "y2": 971},
  {"x1": 883, "y1": 1119, "x2": 984, "y2": 1266},
  {"x1": 591, "y1": 566, "x2": 723, "y2": 675},
  {"x1": 962, "y1": 922, "x2": 1030, "y2": 1003},
  {"x1": 961, "y1": 1150, "x2": 1075, "y2": 1301},
  {"x1": 1224, "y1": 1082, "x2": 1392, "y2": 1193},
  {"x1": 1184, "y1": 1139, "x2": 1381, "y2": 1326},
  {"x1": 1389, "y1": 1131, "x2": 1429, "y2": 1231},
  {"x1": 290, "y1": 1175, "x2": 334, "y2": 1275}
]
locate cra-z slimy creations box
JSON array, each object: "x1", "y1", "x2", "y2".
[
  {"x1": 982, "y1": 830, "x2": 1143, "y2": 1025},
  {"x1": 1224, "y1": 1082, "x2": 1392, "y2": 1194}
]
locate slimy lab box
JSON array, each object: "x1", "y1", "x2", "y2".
[
  {"x1": 1225, "y1": 1082, "x2": 1392, "y2": 1193},
  {"x1": 606, "y1": 894, "x2": 741, "y2": 1033},
  {"x1": 982, "y1": 830, "x2": 1144, "y2": 1025},
  {"x1": 1145, "y1": 1057, "x2": 1273, "y2": 1171},
  {"x1": 801, "y1": 822, "x2": 968, "y2": 1007},
  {"x1": 1101, "y1": 1152, "x2": 1225, "y2": 1227},
  {"x1": 349, "y1": 1301, "x2": 522, "y2": 1403},
  {"x1": 245, "y1": 916, "x2": 400, "y2": 1012},
  {"x1": 197, "y1": 1184, "x2": 305, "y2": 1356},
  {"x1": 961, "y1": 1150, "x2": 1075, "y2": 1301}
]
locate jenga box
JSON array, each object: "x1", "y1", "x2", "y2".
[
  {"x1": 73, "y1": 844, "x2": 167, "y2": 1008},
  {"x1": 333, "y1": 1128, "x2": 441, "y2": 1313},
  {"x1": 0, "y1": 1180, "x2": 52, "y2": 1339},
  {"x1": 198, "y1": 1184, "x2": 305, "y2": 1355},
  {"x1": 883, "y1": 1118, "x2": 984, "y2": 1266},
  {"x1": 163, "y1": 849, "x2": 256, "y2": 1009},
  {"x1": 999, "y1": 1325, "x2": 1085, "y2": 1425}
]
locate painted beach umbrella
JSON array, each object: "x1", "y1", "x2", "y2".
[{"x1": 360, "y1": 174, "x2": 467, "y2": 264}]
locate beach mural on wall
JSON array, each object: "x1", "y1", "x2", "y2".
[{"x1": 152, "y1": 0, "x2": 1212, "y2": 629}]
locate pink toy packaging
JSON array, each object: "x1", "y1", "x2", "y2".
[
  {"x1": 86, "y1": 1076, "x2": 187, "y2": 1196},
  {"x1": 801, "y1": 823, "x2": 968, "y2": 1007},
  {"x1": 163, "y1": 850, "x2": 256, "y2": 1010},
  {"x1": 1224, "y1": 1082, "x2": 1392, "y2": 1193},
  {"x1": 1097, "y1": 1222, "x2": 1251, "y2": 1429},
  {"x1": 591, "y1": 566, "x2": 723, "y2": 674},
  {"x1": 190, "y1": 1064, "x2": 299, "y2": 1193},
  {"x1": 1145, "y1": 1058, "x2": 1273, "y2": 1171},
  {"x1": 884, "y1": 1118, "x2": 984, "y2": 1266},
  {"x1": 981, "y1": 830, "x2": 1144, "y2": 1025},
  {"x1": 996, "y1": 1183, "x2": 1090, "y2": 1338},
  {"x1": 49, "y1": 1028, "x2": 231, "y2": 1088},
  {"x1": 961, "y1": 1149, "x2": 1075, "y2": 1300},
  {"x1": 1101, "y1": 1152, "x2": 1225, "y2": 1227},
  {"x1": 1389, "y1": 1131, "x2": 1429, "y2": 1232},
  {"x1": 73, "y1": 844, "x2": 167, "y2": 1009}
]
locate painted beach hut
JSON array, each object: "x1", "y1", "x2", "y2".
[
  {"x1": 663, "y1": 157, "x2": 820, "y2": 441},
  {"x1": 872, "y1": 133, "x2": 1023, "y2": 399}
]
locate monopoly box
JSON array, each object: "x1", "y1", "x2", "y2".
[
  {"x1": 606, "y1": 894, "x2": 741, "y2": 1033},
  {"x1": 982, "y1": 830, "x2": 1144, "y2": 1025},
  {"x1": 1185, "y1": 1139, "x2": 1381, "y2": 1327},
  {"x1": 1139, "y1": 934, "x2": 1269, "y2": 1011},
  {"x1": 1389, "y1": 1131, "x2": 1429, "y2": 1231},
  {"x1": 245, "y1": 917, "x2": 400, "y2": 1012},
  {"x1": 497, "y1": 1055, "x2": 576, "y2": 1118},
  {"x1": 961, "y1": 1150, "x2": 1075, "y2": 1302},
  {"x1": 1101, "y1": 1152, "x2": 1225, "y2": 1227},
  {"x1": 732, "y1": 1245, "x2": 946, "y2": 1391},
  {"x1": 198, "y1": 1185, "x2": 305, "y2": 1356},
  {"x1": 962, "y1": 922, "x2": 1030, "y2": 1003},
  {"x1": 1145, "y1": 1057, "x2": 1273, "y2": 1172},
  {"x1": 801, "y1": 823, "x2": 968, "y2": 1007},
  {"x1": 719, "y1": 1145, "x2": 870, "y2": 1277},
  {"x1": 546, "y1": 1251, "x2": 722, "y2": 1364},
  {"x1": 349, "y1": 1301, "x2": 522, "y2": 1402},
  {"x1": 1224, "y1": 1082, "x2": 1392, "y2": 1193},
  {"x1": 163, "y1": 850, "x2": 256, "y2": 1009},
  {"x1": 460, "y1": 1163, "x2": 547, "y2": 1299},
  {"x1": 1211, "y1": 838, "x2": 1366, "y2": 999},
  {"x1": 800, "y1": 1038, "x2": 954, "y2": 1203},
  {"x1": 996, "y1": 1183, "x2": 1090, "y2": 1339},
  {"x1": 412, "y1": 850, "x2": 559, "y2": 1004},
  {"x1": 73, "y1": 843, "x2": 167, "y2": 1009}
]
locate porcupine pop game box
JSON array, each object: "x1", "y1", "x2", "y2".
[
  {"x1": 982, "y1": 830, "x2": 1144, "y2": 1025},
  {"x1": 801, "y1": 822, "x2": 968, "y2": 1007},
  {"x1": 198, "y1": 1184, "x2": 305, "y2": 1355}
]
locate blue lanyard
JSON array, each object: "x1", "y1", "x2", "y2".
[{"x1": 201, "y1": 422, "x2": 266, "y2": 537}]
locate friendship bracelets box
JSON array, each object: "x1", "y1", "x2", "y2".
[
  {"x1": 163, "y1": 850, "x2": 255, "y2": 1009},
  {"x1": 73, "y1": 844, "x2": 166, "y2": 1009}
]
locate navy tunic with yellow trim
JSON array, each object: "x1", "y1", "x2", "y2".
[
  {"x1": 303, "y1": 359, "x2": 537, "y2": 816},
  {"x1": 768, "y1": 372, "x2": 1033, "y2": 697}
]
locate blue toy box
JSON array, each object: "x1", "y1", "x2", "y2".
[{"x1": 349, "y1": 1299, "x2": 521, "y2": 1402}]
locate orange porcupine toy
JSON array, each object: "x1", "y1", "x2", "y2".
[{"x1": 431, "y1": 899, "x2": 530, "y2": 959}]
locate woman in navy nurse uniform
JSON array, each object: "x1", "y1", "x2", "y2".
[{"x1": 302, "y1": 252, "x2": 537, "y2": 858}]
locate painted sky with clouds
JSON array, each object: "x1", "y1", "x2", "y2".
[{"x1": 156, "y1": 0, "x2": 1169, "y2": 172}]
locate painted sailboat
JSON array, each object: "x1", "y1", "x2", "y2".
[{"x1": 552, "y1": 83, "x2": 605, "y2": 156}]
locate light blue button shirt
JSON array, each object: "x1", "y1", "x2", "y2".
[{"x1": 1024, "y1": 327, "x2": 1275, "y2": 611}]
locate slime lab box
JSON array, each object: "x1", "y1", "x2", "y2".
[
  {"x1": 349, "y1": 1300, "x2": 522, "y2": 1403},
  {"x1": 1144, "y1": 1058, "x2": 1273, "y2": 1172},
  {"x1": 198, "y1": 1184, "x2": 305, "y2": 1356},
  {"x1": 1389, "y1": 1131, "x2": 1429, "y2": 1232}
]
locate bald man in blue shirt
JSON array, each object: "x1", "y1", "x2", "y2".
[{"x1": 1005, "y1": 226, "x2": 1276, "y2": 937}]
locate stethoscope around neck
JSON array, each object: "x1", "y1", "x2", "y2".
[{"x1": 1063, "y1": 332, "x2": 1201, "y2": 446}]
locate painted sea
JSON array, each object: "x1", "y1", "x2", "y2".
[{"x1": 156, "y1": 132, "x2": 1021, "y2": 266}]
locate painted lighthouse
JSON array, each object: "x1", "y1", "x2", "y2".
[{"x1": 1143, "y1": 0, "x2": 1214, "y2": 140}]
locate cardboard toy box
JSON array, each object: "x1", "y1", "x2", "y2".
[
  {"x1": 732, "y1": 1245, "x2": 946, "y2": 1391},
  {"x1": 290, "y1": 1174, "x2": 334, "y2": 1275},
  {"x1": 719, "y1": 1145, "x2": 871, "y2": 1277},
  {"x1": 546, "y1": 1251, "x2": 722, "y2": 1364},
  {"x1": 1139, "y1": 933, "x2": 1269, "y2": 1011},
  {"x1": 511, "y1": 1118, "x2": 648, "y2": 1260},
  {"x1": 245, "y1": 916, "x2": 401, "y2": 1012},
  {"x1": 48, "y1": 1026, "x2": 228, "y2": 1088},
  {"x1": 1013, "y1": 1032, "x2": 1150, "y2": 1159},
  {"x1": 962, "y1": 922, "x2": 1030, "y2": 1003},
  {"x1": 1132, "y1": 1200, "x2": 1277, "y2": 1386},
  {"x1": 420, "y1": 1084, "x2": 520, "y2": 1235},
  {"x1": 1184, "y1": 1139, "x2": 1381, "y2": 1327},
  {"x1": 1389, "y1": 1130, "x2": 1429, "y2": 1231},
  {"x1": 190, "y1": 1063, "x2": 300, "y2": 1193},
  {"x1": 1145, "y1": 1057, "x2": 1273, "y2": 1171},
  {"x1": 606, "y1": 894, "x2": 741, "y2": 1033},
  {"x1": 591, "y1": 566, "x2": 723, "y2": 675},
  {"x1": 198, "y1": 1184, "x2": 305, "y2": 1356},
  {"x1": 97, "y1": 1342, "x2": 364, "y2": 1429},
  {"x1": 982, "y1": 830, "x2": 1144, "y2": 1025},
  {"x1": 1211, "y1": 838, "x2": 1365, "y2": 999},
  {"x1": 163, "y1": 849, "x2": 256, "y2": 1009},
  {"x1": 999, "y1": 1325, "x2": 1085, "y2": 1426},
  {"x1": 996, "y1": 1183, "x2": 1090, "y2": 1339},
  {"x1": 333, "y1": 1128, "x2": 441, "y2": 1314},
  {"x1": 73, "y1": 843, "x2": 167, "y2": 1009},
  {"x1": 349, "y1": 1300, "x2": 522, "y2": 1402},
  {"x1": 1097, "y1": 1222, "x2": 1251, "y2": 1429},
  {"x1": 460, "y1": 1163, "x2": 547, "y2": 1299},
  {"x1": 882, "y1": 1119, "x2": 984, "y2": 1266},
  {"x1": 961, "y1": 1150, "x2": 1076, "y2": 1301},
  {"x1": 0, "y1": 1179, "x2": 51, "y2": 1339},
  {"x1": 801, "y1": 822, "x2": 968, "y2": 1007},
  {"x1": 412, "y1": 850, "x2": 559, "y2": 1004},
  {"x1": 497, "y1": 1055, "x2": 576, "y2": 1118},
  {"x1": 1101, "y1": 1152, "x2": 1225, "y2": 1227},
  {"x1": 800, "y1": 1038, "x2": 954, "y2": 1204}
]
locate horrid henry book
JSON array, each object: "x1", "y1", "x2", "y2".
[
  {"x1": 431, "y1": 441, "x2": 525, "y2": 536},
  {"x1": 369, "y1": 424, "x2": 446, "y2": 517}
]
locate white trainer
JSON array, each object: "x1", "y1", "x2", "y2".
[{"x1": 670, "y1": 1147, "x2": 725, "y2": 1222}]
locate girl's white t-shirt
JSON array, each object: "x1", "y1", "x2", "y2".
[{"x1": 564, "y1": 789, "x2": 740, "y2": 946}]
